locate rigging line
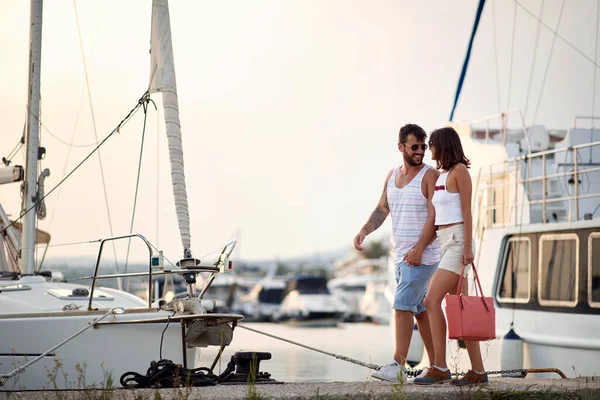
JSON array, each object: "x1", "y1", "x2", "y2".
[
  {"x1": 45, "y1": 86, "x2": 86, "y2": 232},
  {"x1": 449, "y1": 0, "x2": 486, "y2": 121},
  {"x1": 19, "y1": 239, "x2": 102, "y2": 251},
  {"x1": 523, "y1": 0, "x2": 545, "y2": 122},
  {"x1": 595, "y1": 0, "x2": 600, "y2": 120},
  {"x1": 491, "y1": 0, "x2": 502, "y2": 113},
  {"x1": 123, "y1": 98, "x2": 157, "y2": 282},
  {"x1": 46, "y1": 10, "x2": 102, "y2": 235},
  {"x1": 510, "y1": 158, "x2": 530, "y2": 328},
  {"x1": 515, "y1": 0, "x2": 600, "y2": 69},
  {"x1": 4, "y1": 140, "x2": 23, "y2": 165},
  {"x1": 73, "y1": 0, "x2": 121, "y2": 280},
  {"x1": 146, "y1": 241, "x2": 177, "y2": 270},
  {"x1": 5, "y1": 123, "x2": 25, "y2": 163},
  {"x1": 592, "y1": 0, "x2": 600, "y2": 164},
  {"x1": 0, "y1": 94, "x2": 146, "y2": 239},
  {"x1": 39, "y1": 122, "x2": 101, "y2": 148},
  {"x1": 156, "y1": 103, "x2": 160, "y2": 249},
  {"x1": 506, "y1": 1, "x2": 518, "y2": 110},
  {"x1": 531, "y1": 0, "x2": 565, "y2": 126}
]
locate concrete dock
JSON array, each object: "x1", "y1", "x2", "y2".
[{"x1": 2, "y1": 377, "x2": 600, "y2": 399}]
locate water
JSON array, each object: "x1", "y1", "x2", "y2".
[{"x1": 198, "y1": 322, "x2": 394, "y2": 382}]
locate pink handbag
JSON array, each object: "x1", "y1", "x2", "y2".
[{"x1": 444, "y1": 263, "x2": 496, "y2": 341}]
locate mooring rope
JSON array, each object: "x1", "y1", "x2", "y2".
[
  {"x1": 236, "y1": 324, "x2": 568, "y2": 380},
  {"x1": 237, "y1": 324, "x2": 381, "y2": 371}
]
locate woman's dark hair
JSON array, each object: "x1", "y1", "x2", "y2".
[
  {"x1": 429, "y1": 127, "x2": 470, "y2": 170},
  {"x1": 399, "y1": 123, "x2": 427, "y2": 144}
]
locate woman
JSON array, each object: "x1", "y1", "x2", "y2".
[{"x1": 413, "y1": 126, "x2": 488, "y2": 386}]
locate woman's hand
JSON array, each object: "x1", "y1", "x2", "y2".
[{"x1": 462, "y1": 246, "x2": 474, "y2": 266}]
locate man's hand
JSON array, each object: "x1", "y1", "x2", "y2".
[
  {"x1": 403, "y1": 246, "x2": 423, "y2": 266},
  {"x1": 354, "y1": 230, "x2": 366, "y2": 251}
]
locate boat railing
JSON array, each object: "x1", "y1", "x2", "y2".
[
  {"x1": 474, "y1": 139, "x2": 600, "y2": 233},
  {"x1": 88, "y1": 233, "x2": 154, "y2": 310},
  {"x1": 468, "y1": 108, "x2": 531, "y2": 151},
  {"x1": 84, "y1": 236, "x2": 237, "y2": 309}
]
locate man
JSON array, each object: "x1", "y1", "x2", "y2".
[{"x1": 353, "y1": 123, "x2": 440, "y2": 383}]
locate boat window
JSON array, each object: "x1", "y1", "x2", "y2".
[
  {"x1": 497, "y1": 237, "x2": 530, "y2": 303},
  {"x1": 286, "y1": 277, "x2": 330, "y2": 295},
  {"x1": 341, "y1": 285, "x2": 367, "y2": 293},
  {"x1": 538, "y1": 234, "x2": 579, "y2": 307},
  {"x1": 47, "y1": 288, "x2": 114, "y2": 301},
  {"x1": 589, "y1": 233, "x2": 600, "y2": 308},
  {"x1": 0, "y1": 284, "x2": 32, "y2": 292},
  {"x1": 258, "y1": 288, "x2": 284, "y2": 304}
]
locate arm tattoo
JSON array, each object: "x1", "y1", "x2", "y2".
[{"x1": 364, "y1": 208, "x2": 387, "y2": 234}]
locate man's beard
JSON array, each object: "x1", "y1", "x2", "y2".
[{"x1": 404, "y1": 153, "x2": 423, "y2": 166}]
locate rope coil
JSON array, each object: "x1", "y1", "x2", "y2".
[{"x1": 120, "y1": 359, "x2": 218, "y2": 388}]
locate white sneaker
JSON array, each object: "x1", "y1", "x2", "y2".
[{"x1": 371, "y1": 361, "x2": 408, "y2": 383}]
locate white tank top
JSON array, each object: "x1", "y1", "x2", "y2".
[
  {"x1": 387, "y1": 165, "x2": 440, "y2": 265},
  {"x1": 432, "y1": 171, "x2": 464, "y2": 225}
]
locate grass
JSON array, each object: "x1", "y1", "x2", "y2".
[
  {"x1": 391, "y1": 370, "x2": 409, "y2": 400},
  {"x1": 246, "y1": 353, "x2": 265, "y2": 400},
  {"x1": 4, "y1": 354, "x2": 598, "y2": 400}
]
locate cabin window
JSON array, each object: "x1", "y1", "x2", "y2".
[
  {"x1": 497, "y1": 237, "x2": 530, "y2": 303},
  {"x1": 589, "y1": 233, "x2": 600, "y2": 307},
  {"x1": 538, "y1": 234, "x2": 579, "y2": 307}
]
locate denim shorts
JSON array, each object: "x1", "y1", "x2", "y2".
[{"x1": 393, "y1": 260, "x2": 439, "y2": 315}]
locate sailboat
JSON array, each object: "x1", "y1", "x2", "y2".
[{"x1": 0, "y1": 0, "x2": 243, "y2": 390}]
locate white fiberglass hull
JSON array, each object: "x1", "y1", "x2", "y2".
[
  {"x1": 0, "y1": 276, "x2": 241, "y2": 389},
  {"x1": 0, "y1": 311, "x2": 200, "y2": 390}
]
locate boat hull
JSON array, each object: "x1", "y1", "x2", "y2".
[{"x1": 0, "y1": 311, "x2": 201, "y2": 390}]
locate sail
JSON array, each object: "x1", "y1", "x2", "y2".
[{"x1": 149, "y1": 0, "x2": 192, "y2": 257}]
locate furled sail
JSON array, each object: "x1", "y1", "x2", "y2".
[{"x1": 149, "y1": 0, "x2": 192, "y2": 257}]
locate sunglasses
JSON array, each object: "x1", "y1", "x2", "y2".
[{"x1": 404, "y1": 144, "x2": 428, "y2": 151}]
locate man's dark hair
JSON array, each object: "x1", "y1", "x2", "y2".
[
  {"x1": 399, "y1": 124, "x2": 427, "y2": 144},
  {"x1": 429, "y1": 126, "x2": 470, "y2": 170}
]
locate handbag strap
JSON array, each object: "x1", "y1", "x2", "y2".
[{"x1": 455, "y1": 262, "x2": 485, "y2": 297}]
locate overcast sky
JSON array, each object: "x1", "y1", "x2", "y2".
[{"x1": 0, "y1": 0, "x2": 598, "y2": 264}]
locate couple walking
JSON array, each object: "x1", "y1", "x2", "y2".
[{"x1": 353, "y1": 124, "x2": 487, "y2": 386}]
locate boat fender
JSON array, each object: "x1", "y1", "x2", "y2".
[
  {"x1": 499, "y1": 328, "x2": 524, "y2": 376},
  {"x1": 406, "y1": 323, "x2": 424, "y2": 368}
]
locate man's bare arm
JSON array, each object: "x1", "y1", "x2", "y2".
[{"x1": 354, "y1": 170, "x2": 393, "y2": 251}]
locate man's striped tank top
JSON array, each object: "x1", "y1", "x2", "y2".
[{"x1": 387, "y1": 164, "x2": 440, "y2": 265}]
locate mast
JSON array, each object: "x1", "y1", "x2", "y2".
[{"x1": 20, "y1": 0, "x2": 43, "y2": 275}]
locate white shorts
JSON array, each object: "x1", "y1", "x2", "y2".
[{"x1": 436, "y1": 224, "x2": 474, "y2": 277}]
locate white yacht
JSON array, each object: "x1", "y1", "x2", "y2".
[
  {"x1": 0, "y1": 0, "x2": 243, "y2": 390},
  {"x1": 328, "y1": 274, "x2": 388, "y2": 322},
  {"x1": 275, "y1": 275, "x2": 345, "y2": 327},
  {"x1": 237, "y1": 277, "x2": 287, "y2": 322},
  {"x1": 359, "y1": 277, "x2": 391, "y2": 324},
  {"x1": 455, "y1": 115, "x2": 600, "y2": 377}
]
